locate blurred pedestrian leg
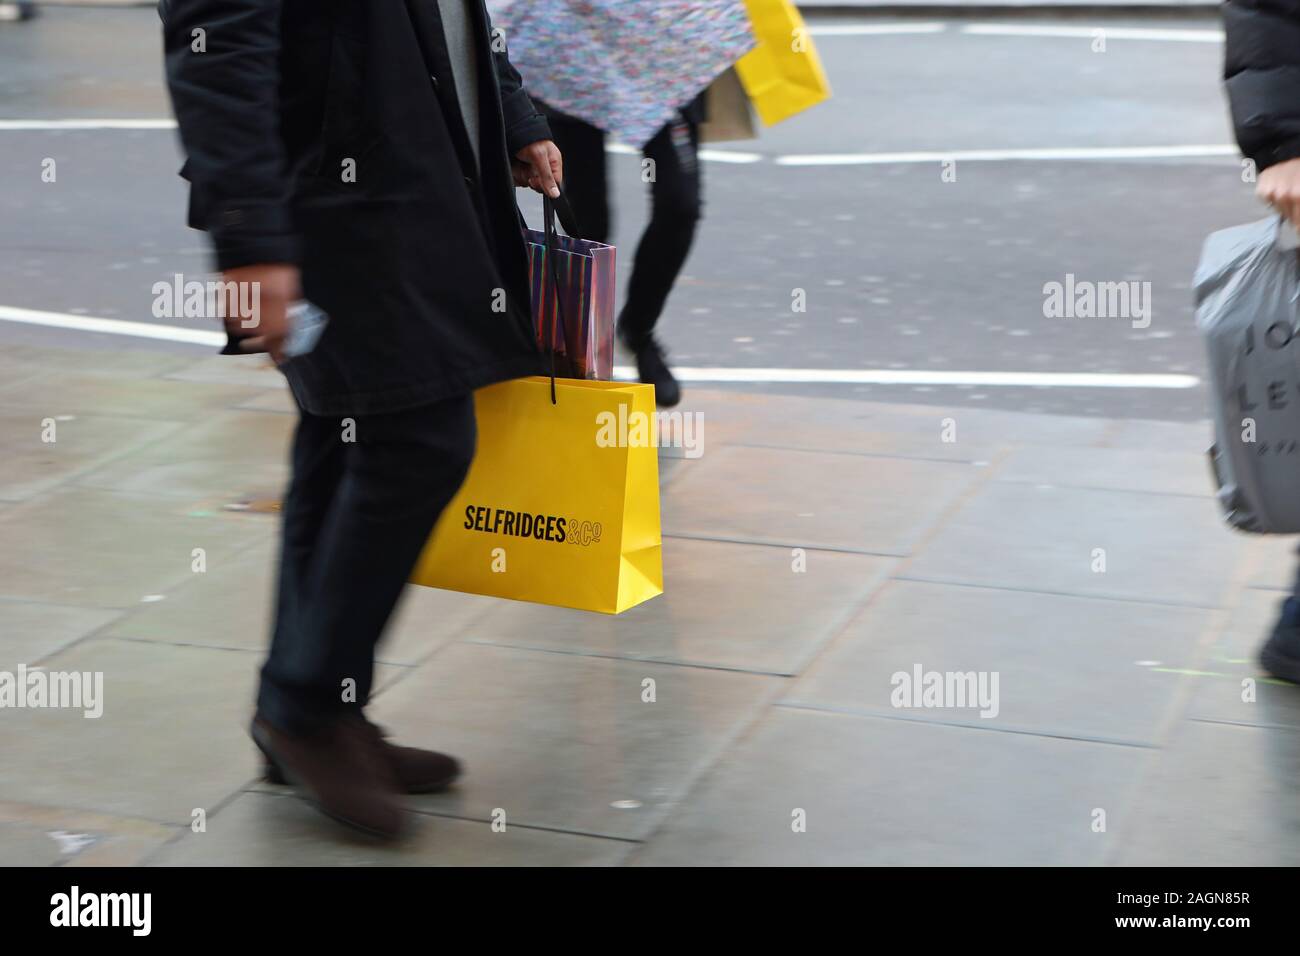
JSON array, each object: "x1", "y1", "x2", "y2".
[
  {"x1": 544, "y1": 101, "x2": 703, "y2": 407},
  {"x1": 256, "y1": 395, "x2": 476, "y2": 735},
  {"x1": 499, "y1": 0, "x2": 754, "y2": 408}
]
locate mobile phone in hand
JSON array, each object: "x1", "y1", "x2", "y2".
[{"x1": 283, "y1": 300, "x2": 329, "y2": 358}]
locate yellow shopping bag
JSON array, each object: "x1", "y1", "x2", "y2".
[
  {"x1": 410, "y1": 376, "x2": 663, "y2": 614},
  {"x1": 734, "y1": 0, "x2": 832, "y2": 127}
]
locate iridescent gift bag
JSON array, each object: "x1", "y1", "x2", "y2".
[{"x1": 523, "y1": 193, "x2": 616, "y2": 381}]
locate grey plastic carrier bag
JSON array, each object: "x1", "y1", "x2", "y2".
[{"x1": 1196, "y1": 215, "x2": 1300, "y2": 532}]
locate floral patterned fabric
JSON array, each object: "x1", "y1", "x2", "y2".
[{"x1": 489, "y1": 0, "x2": 755, "y2": 149}]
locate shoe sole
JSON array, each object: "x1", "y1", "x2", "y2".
[
  {"x1": 262, "y1": 760, "x2": 459, "y2": 794},
  {"x1": 250, "y1": 723, "x2": 405, "y2": 841}
]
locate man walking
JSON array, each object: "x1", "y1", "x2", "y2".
[{"x1": 162, "y1": 0, "x2": 562, "y2": 839}]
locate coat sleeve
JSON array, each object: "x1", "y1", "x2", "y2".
[
  {"x1": 486, "y1": 12, "x2": 553, "y2": 157},
  {"x1": 160, "y1": 0, "x2": 300, "y2": 270},
  {"x1": 1224, "y1": 0, "x2": 1300, "y2": 171}
]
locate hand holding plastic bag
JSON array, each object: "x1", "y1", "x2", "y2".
[{"x1": 1197, "y1": 216, "x2": 1300, "y2": 532}]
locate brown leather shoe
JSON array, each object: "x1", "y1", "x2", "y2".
[
  {"x1": 262, "y1": 717, "x2": 462, "y2": 795},
  {"x1": 251, "y1": 714, "x2": 406, "y2": 840}
]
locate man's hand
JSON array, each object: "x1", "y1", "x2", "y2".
[
  {"x1": 221, "y1": 263, "x2": 300, "y2": 365},
  {"x1": 1259, "y1": 158, "x2": 1300, "y2": 230},
  {"x1": 512, "y1": 139, "x2": 563, "y2": 197}
]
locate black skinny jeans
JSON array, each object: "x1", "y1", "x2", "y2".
[
  {"x1": 257, "y1": 394, "x2": 476, "y2": 734},
  {"x1": 542, "y1": 105, "x2": 703, "y2": 350}
]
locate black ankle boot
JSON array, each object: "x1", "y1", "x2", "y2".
[
  {"x1": 627, "y1": 334, "x2": 681, "y2": 407},
  {"x1": 1261, "y1": 597, "x2": 1300, "y2": 683}
]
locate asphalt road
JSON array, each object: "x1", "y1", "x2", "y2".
[{"x1": 0, "y1": 6, "x2": 1265, "y2": 419}]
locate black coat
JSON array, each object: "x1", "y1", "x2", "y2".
[
  {"x1": 1224, "y1": 0, "x2": 1300, "y2": 171},
  {"x1": 162, "y1": 0, "x2": 551, "y2": 415}
]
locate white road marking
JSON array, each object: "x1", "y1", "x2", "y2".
[
  {"x1": 614, "y1": 367, "x2": 1199, "y2": 388},
  {"x1": 0, "y1": 118, "x2": 178, "y2": 130},
  {"x1": 962, "y1": 23, "x2": 1224, "y2": 43},
  {"x1": 0, "y1": 305, "x2": 1198, "y2": 388},
  {"x1": 606, "y1": 142, "x2": 762, "y2": 163},
  {"x1": 776, "y1": 144, "x2": 1238, "y2": 166},
  {"x1": 807, "y1": 22, "x2": 948, "y2": 36},
  {"x1": 0, "y1": 121, "x2": 767, "y2": 164},
  {"x1": 697, "y1": 148, "x2": 764, "y2": 164},
  {"x1": 0, "y1": 304, "x2": 225, "y2": 346},
  {"x1": 0, "y1": 121, "x2": 1238, "y2": 170}
]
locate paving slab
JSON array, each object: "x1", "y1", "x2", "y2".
[
  {"x1": 162, "y1": 353, "x2": 286, "y2": 390},
  {"x1": 1183, "y1": 587, "x2": 1300, "y2": 732},
  {"x1": 368, "y1": 641, "x2": 781, "y2": 841},
  {"x1": 0, "y1": 367, "x2": 265, "y2": 422},
  {"x1": 146, "y1": 790, "x2": 632, "y2": 866},
  {"x1": 1112, "y1": 719, "x2": 1300, "y2": 866},
  {"x1": 72, "y1": 408, "x2": 293, "y2": 502},
  {"x1": 786, "y1": 578, "x2": 1214, "y2": 743},
  {"x1": 681, "y1": 388, "x2": 1116, "y2": 448},
  {"x1": 662, "y1": 443, "x2": 982, "y2": 555},
  {"x1": 0, "y1": 821, "x2": 65, "y2": 866},
  {"x1": 1099, "y1": 417, "x2": 1213, "y2": 452},
  {"x1": 234, "y1": 387, "x2": 296, "y2": 415},
  {"x1": 679, "y1": 393, "x2": 1006, "y2": 462},
  {"x1": 991, "y1": 444, "x2": 1212, "y2": 497},
  {"x1": 464, "y1": 537, "x2": 895, "y2": 674},
  {"x1": 0, "y1": 638, "x2": 264, "y2": 825},
  {"x1": 0, "y1": 600, "x2": 121, "y2": 670},
  {"x1": 0, "y1": 345, "x2": 188, "y2": 379},
  {"x1": 0, "y1": 800, "x2": 176, "y2": 867},
  {"x1": 0, "y1": 410, "x2": 183, "y2": 502},
  {"x1": 630, "y1": 706, "x2": 1148, "y2": 865},
  {"x1": 104, "y1": 543, "x2": 501, "y2": 667},
  {"x1": 725, "y1": 427, "x2": 1005, "y2": 464},
  {"x1": 903, "y1": 481, "x2": 1246, "y2": 606},
  {"x1": 1242, "y1": 532, "x2": 1297, "y2": 593},
  {"x1": 0, "y1": 636, "x2": 411, "y2": 831},
  {"x1": 0, "y1": 486, "x2": 272, "y2": 607}
]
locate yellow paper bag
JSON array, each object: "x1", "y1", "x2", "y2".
[
  {"x1": 734, "y1": 0, "x2": 832, "y2": 128},
  {"x1": 410, "y1": 376, "x2": 663, "y2": 615}
]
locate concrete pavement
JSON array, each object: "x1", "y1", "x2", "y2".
[{"x1": 0, "y1": 343, "x2": 1297, "y2": 865}]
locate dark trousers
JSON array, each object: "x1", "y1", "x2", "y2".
[
  {"x1": 256, "y1": 394, "x2": 477, "y2": 734},
  {"x1": 543, "y1": 105, "x2": 703, "y2": 350}
]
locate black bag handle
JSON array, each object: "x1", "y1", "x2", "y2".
[
  {"x1": 542, "y1": 190, "x2": 575, "y2": 405},
  {"x1": 548, "y1": 188, "x2": 582, "y2": 241}
]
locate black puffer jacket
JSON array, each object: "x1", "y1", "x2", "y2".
[{"x1": 1224, "y1": 0, "x2": 1300, "y2": 170}]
